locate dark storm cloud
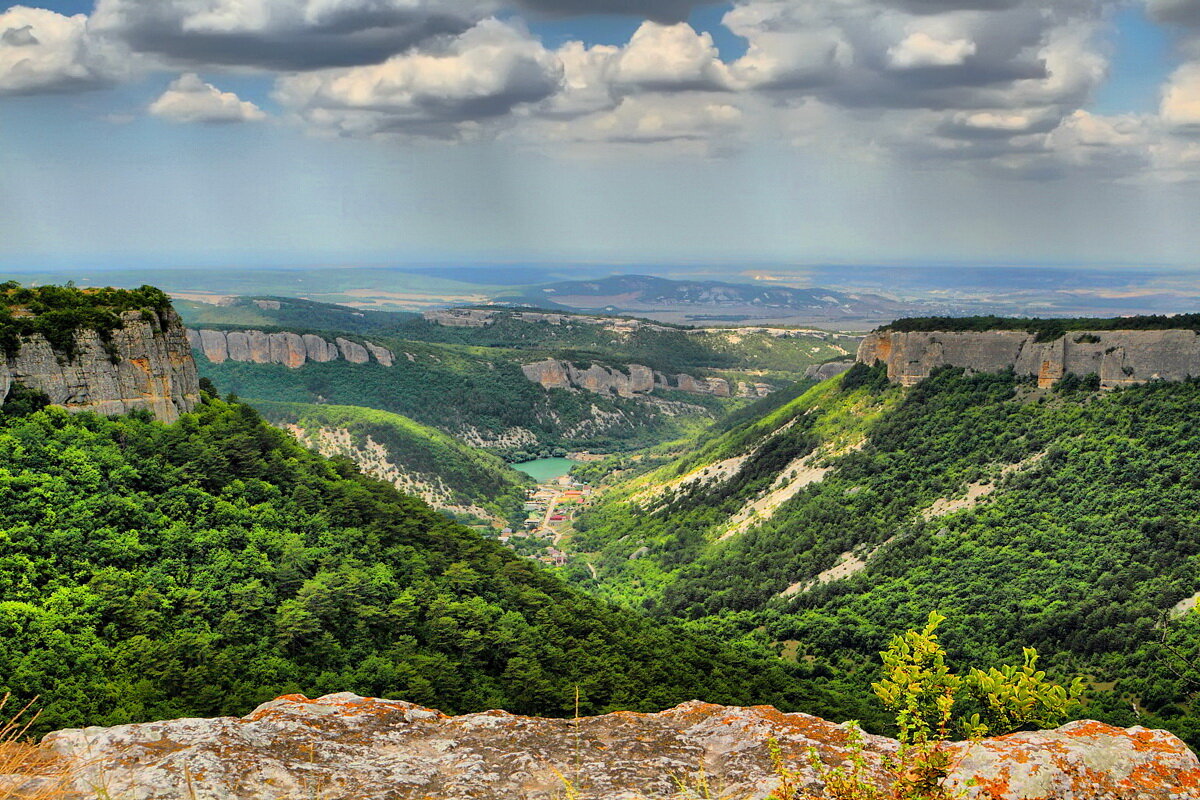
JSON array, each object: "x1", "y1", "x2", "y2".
[
  {"x1": 1147, "y1": 0, "x2": 1200, "y2": 27},
  {"x1": 514, "y1": 0, "x2": 700, "y2": 24},
  {"x1": 91, "y1": 0, "x2": 487, "y2": 70}
]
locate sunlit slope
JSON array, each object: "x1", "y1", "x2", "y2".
[
  {"x1": 575, "y1": 365, "x2": 1200, "y2": 741},
  {"x1": 254, "y1": 400, "x2": 531, "y2": 525}
]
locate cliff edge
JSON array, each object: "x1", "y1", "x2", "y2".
[
  {"x1": 1, "y1": 296, "x2": 199, "y2": 422},
  {"x1": 14, "y1": 694, "x2": 1199, "y2": 799},
  {"x1": 858, "y1": 328, "x2": 1200, "y2": 389}
]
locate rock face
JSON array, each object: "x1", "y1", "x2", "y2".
[
  {"x1": 187, "y1": 329, "x2": 393, "y2": 369},
  {"x1": 805, "y1": 360, "x2": 855, "y2": 382},
  {"x1": 4, "y1": 310, "x2": 199, "y2": 422},
  {"x1": 522, "y1": 358, "x2": 758, "y2": 399},
  {"x1": 859, "y1": 329, "x2": 1200, "y2": 389},
  {"x1": 25, "y1": 694, "x2": 1200, "y2": 800}
]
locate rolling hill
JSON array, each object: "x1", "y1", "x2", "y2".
[{"x1": 254, "y1": 401, "x2": 532, "y2": 526}]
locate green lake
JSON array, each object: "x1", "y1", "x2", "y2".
[{"x1": 512, "y1": 458, "x2": 578, "y2": 483}]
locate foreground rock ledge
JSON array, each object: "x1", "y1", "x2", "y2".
[{"x1": 16, "y1": 694, "x2": 1200, "y2": 799}]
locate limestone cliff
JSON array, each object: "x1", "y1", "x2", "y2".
[
  {"x1": 187, "y1": 328, "x2": 394, "y2": 369},
  {"x1": 858, "y1": 328, "x2": 1200, "y2": 389},
  {"x1": 20, "y1": 694, "x2": 1199, "y2": 799},
  {"x1": 2, "y1": 309, "x2": 199, "y2": 422},
  {"x1": 522, "y1": 358, "x2": 770, "y2": 399},
  {"x1": 804, "y1": 360, "x2": 854, "y2": 381}
]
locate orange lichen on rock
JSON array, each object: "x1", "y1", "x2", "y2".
[{"x1": 11, "y1": 696, "x2": 1198, "y2": 800}]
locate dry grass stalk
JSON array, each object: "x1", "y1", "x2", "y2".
[{"x1": 0, "y1": 694, "x2": 79, "y2": 800}]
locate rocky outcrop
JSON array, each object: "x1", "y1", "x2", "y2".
[
  {"x1": 21, "y1": 694, "x2": 1199, "y2": 799},
  {"x1": 859, "y1": 329, "x2": 1200, "y2": 389},
  {"x1": 2, "y1": 310, "x2": 199, "y2": 422},
  {"x1": 187, "y1": 329, "x2": 393, "y2": 369},
  {"x1": 522, "y1": 358, "x2": 756, "y2": 399},
  {"x1": 805, "y1": 360, "x2": 855, "y2": 382}
]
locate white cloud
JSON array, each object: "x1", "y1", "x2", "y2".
[
  {"x1": 517, "y1": 92, "x2": 744, "y2": 155},
  {"x1": 149, "y1": 73, "x2": 267, "y2": 123},
  {"x1": 274, "y1": 19, "x2": 561, "y2": 138},
  {"x1": 608, "y1": 22, "x2": 731, "y2": 91},
  {"x1": 0, "y1": 6, "x2": 125, "y2": 95},
  {"x1": 888, "y1": 31, "x2": 977, "y2": 69},
  {"x1": 1162, "y1": 62, "x2": 1200, "y2": 132}
]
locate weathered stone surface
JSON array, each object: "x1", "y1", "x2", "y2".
[
  {"x1": 268, "y1": 332, "x2": 307, "y2": 369},
  {"x1": 423, "y1": 308, "x2": 498, "y2": 327},
  {"x1": 25, "y1": 695, "x2": 1199, "y2": 800},
  {"x1": 337, "y1": 337, "x2": 370, "y2": 364},
  {"x1": 522, "y1": 359, "x2": 572, "y2": 390},
  {"x1": 858, "y1": 329, "x2": 1200, "y2": 389},
  {"x1": 198, "y1": 329, "x2": 228, "y2": 364},
  {"x1": 3, "y1": 310, "x2": 200, "y2": 422},
  {"x1": 225, "y1": 330, "x2": 251, "y2": 362},
  {"x1": 247, "y1": 330, "x2": 272, "y2": 364},
  {"x1": 364, "y1": 341, "x2": 394, "y2": 367},
  {"x1": 736, "y1": 381, "x2": 774, "y2": 398},
  {"x1": 521, "y1": 359, "x2": 746, "y2": 400},
  {"x1": 303, "y1": 333, "x2": 339, "y2": 362},
  {"x1": 804, "y1": 361, "x2": 854, "y2": 382},
  {"x1": 188, "y1": 330, "x2": 393, "y2": 369}
]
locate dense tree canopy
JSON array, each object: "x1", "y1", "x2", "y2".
[{"x1": 0, "y1": 391, "x2": 829, "y2": 735}]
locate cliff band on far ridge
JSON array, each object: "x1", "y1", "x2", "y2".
[
  {"x1": 187, "y1": 328, "x2": 395, "y2": 368},
  {"x1": 858, "y1": 328, "x2": 1200, "y2": 388},
  {"x1": 521, "y1": 358, "x2": 772, "y2": 399}
]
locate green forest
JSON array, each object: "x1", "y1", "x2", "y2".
[
  {"x1": 885, "y1": 313, "x2": 1200, "y2": 341},
  {"x1": 0, "y1": 388, "x2": 829, "y2": 735},
  {"x1": 254, "y1": 400, "x2": 532, "y2": 524},
  {"x1": 0, "y1": 283, "x2": 172, "y2": 357},
  {"x1": 570, "y1": 365, "x2": 1200, "y2": 744}
]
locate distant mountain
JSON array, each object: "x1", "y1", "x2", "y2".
[{"x1": 502, "y1": 275, "x2": 919, "y2": 327}]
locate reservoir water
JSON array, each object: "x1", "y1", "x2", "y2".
[{"x1": 512, "y1": 457, "x2": 577, "y2": 483}]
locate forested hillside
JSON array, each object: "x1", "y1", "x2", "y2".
[
  {"x1": 0, "y1": 388, "x2": 829, "y2": 735},
  {"x1": 254, "y1": 400, "x2": 531, "y2": 525},
  {"x1": 569, "y1": 365, "x2": 1200, "y2": 743}
]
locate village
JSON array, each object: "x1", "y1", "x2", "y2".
[{"x1": 497, "y1": 470, "x2": 594, "y2": 568}]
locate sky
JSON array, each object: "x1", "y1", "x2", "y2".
[{"x1": 4, "y1": 0, "x2": 1200, "y2": 271}]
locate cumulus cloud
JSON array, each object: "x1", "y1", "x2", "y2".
[
  {"x1": 0, "y1": 6, "x2": 125, "y2": 95},
  {"x1": 1162, "y1": 62, "x2": 1200, "y2": 132},
  {"x1": 90, "y1": 0, "x2": 494, "y2": 70},
  {"x1": 149, "y1": 72, "x2": 267, "y2": 122},
  {"x1": 274, "y1": 18, "x2": 561, "y2": 137},
  {"x1": 607, "y1": 22, "x2": 731, "y2": 91},
  {"x1": 888, "y1": 31, "x2": 977, "y2": 69}
]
